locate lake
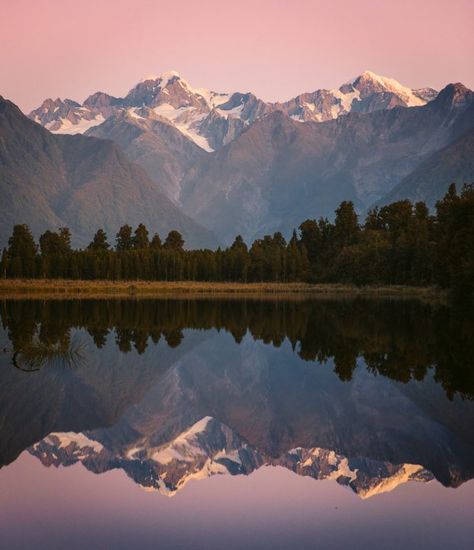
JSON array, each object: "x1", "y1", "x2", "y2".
[{"x1": 0, "y1": 297, "x2": 473, "y2": 549}]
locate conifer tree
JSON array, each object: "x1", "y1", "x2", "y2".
[
  {"x1": 7, "y1": 224, "x2": 37, "y2": 277},
  {"x1": 133, "y1": 224, "x2": 150, "y2": 249},
  {"x1": 164, "y1": 230, "x2": 184, "y2": 251},
  {"x1": 116, "y1": 225, "x2": 133, "y2": 251},
  {"x1": 150, "y1": 233, "x2": 162, "y2": 250},
  {"x1": 88, "y1": 229, "x2": 110, "y2": 251},
  {"x1": 334, "y1": 201, "x2": 359, "y2": 248}
]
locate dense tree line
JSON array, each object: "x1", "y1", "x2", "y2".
[
  {"x1": 1, "y1": 184, "x2": 473, "y2": 296},
  {"x1": 2, "y1": 298, "x2": 473, "y2": 400}
]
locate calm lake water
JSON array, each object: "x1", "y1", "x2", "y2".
[{"x1": 0, "y1": 297, "x2": 473, "y2": 550}]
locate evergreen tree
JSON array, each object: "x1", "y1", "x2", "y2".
[
  {"x1": 228, "y1": 235, "x2": 249, "y2": 281},
  {"x1": 7, "y1": 224, "x2": 37, "y2": 277},
  {"x1": 436, "y1": 183, "x2": 474, "y2": 297},
  {"x1": 164, "y1": 230, "x2": 184, "y2": 251},
  {"x1": 59, "y1": 227, "x2": 72, "y2": 251},
  {"x1": 2, "y1": 187, "x2": 473, "y2": 293},
  {"x1": 39, "y1": 228, "x2": 71, "y2": 256},
  {"x1": 286, "y1": 231, "x2": 300, "y2": 282},
  {"x1": 133, "y1": 223, "x2": 150, "y2": 249},
  {"x1": 150, "y1": 233, "x2": 162, "y2": 250},
  {"x1": 116, "y1": 225, "x2": 133, "y2": 251},
  {"x1": 88, "y1": 229, "x2": 110, "y2": 251},
  {"x1": 334, "y1": 201, "x2": 359, "y2": 248},
  {"x1": 0, "y1": 249, "x2": 8, "y2": 279}
]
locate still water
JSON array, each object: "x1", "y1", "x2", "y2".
[{"x1": 0, "y1": 298, "x2": 473, "y2": 549}]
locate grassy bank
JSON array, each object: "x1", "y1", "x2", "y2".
[{"x1": 0, "y1": 279, "x2": 447, "y2": 301}]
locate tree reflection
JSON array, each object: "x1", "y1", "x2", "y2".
[{"x1": 1, "y1": 298, "x2": 472, "y2": 399}]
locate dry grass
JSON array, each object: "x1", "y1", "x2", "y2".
[{"x1": 0, "y1": 279, "x2": 447, "y2": 301}]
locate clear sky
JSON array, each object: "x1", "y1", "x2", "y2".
[{"x1": 2, "y1": 0, "x2": 473, "y2": 113}]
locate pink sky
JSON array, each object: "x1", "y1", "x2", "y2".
[{"x1": 2, "y1": 0, "x2": 473, "y2": 113}]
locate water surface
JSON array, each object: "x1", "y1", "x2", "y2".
[{"x1": 0, "y1": 298, "x2": 473, "y2": 549}]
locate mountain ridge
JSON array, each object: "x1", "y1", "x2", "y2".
[
  {"x1": 0, "y1": 97, "x2": 217, "y2": 248},
  {"x1": 4, "y1": 75, "x2": 473, "y2": 247},
  {"x1": 178, "y1": 83, "x2": 474, "y2": 242},
  {"x1": 29, "y1": 70, "x2": 439, "y2": 152}
]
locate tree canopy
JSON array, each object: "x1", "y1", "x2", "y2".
[{"x1": 1, "y1": 184, "x2": 473, "y2": 299}]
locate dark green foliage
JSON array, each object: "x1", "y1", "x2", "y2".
[
  {"x1": 2, "y1": 186, "x2": 473, "y2": 299},
  {"x1": 38, "y1": 228, "x2": 73, "y2": 278},
  {"x1": 150, "y1": 233, "x2": 162, "y2": 250},
  {"x1": 88, "y1": 229, "x2": 110, "y2": 252},
  {"x1": 334, "y1": 201, "x2": 359, "y2": 248},
  {"x1": 6, "y1": 224, "x2": 37, "y2": 278},
  {"x1": 133, "y1": 224, "x2": 150, "y2": 250},
  {"x1": 116, "y1": 225, "x2": 133, "y2": 251},
  {"x1": 435, "y1": 184, "x2": 474, "y2": 297},
  {"x1": 164, "y1": 230, "x2": 184, "y2": 251}
]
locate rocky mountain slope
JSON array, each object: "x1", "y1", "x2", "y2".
[
  {"x1": 180, "y1": 84, "x2": 474, "y2": 242},
  {"x1": 30, "y1": 70, "x2": 437, "y2": 152},
  {"x1": 0, "y1": 97, "x2": 217, "y2": 248},
  {"x1": 20, "y1": 72, "x2": 474, "y2": 245},
  {"x1": 274, "y1": 70, "x2": 436, "y2": 122},
  {"x1": 86, "y1": 107, "x2": 206, "y2": 202},
  {"x1": 378, "y1": 125, "x2": 474, "y2": 208}
]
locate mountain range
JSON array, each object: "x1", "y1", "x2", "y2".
[
  {"x1": 0, "y1": 97, "x2": 216, "y2": 248},
  {"x1": 29, "y1": 70, "x2": 438, "y2": 150},
  {"x1": 1, "y1": 70, "x2": 473, "y2": 246},
  {"x1": 178, "y1": 83, "x2": 474, "y2": 242}
]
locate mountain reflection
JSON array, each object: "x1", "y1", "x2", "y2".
[
  {"x1": 2, "y1": 298, "x2": 473, "y2": 399},
  {"x1": 30, "y1": 419, "x2": 434, "y2": 499},
  {"x1": 0, "y1": 297, "x2": 473, "y2": 497}
]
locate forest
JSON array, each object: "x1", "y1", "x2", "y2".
[{"x1": 1, "y1": 183, "x2": 473, "y2": 297}]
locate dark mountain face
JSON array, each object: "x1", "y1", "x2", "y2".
[
  {"x1": 82, "y1": 91, "x2": 123, "y2": 109},
  {"x1": 85, "y1": 108, "x2": 206, "y2": 202},
  {"x1": 378, "y1": 125, "x2": 474, "y2": 208},
  {"x1": 11, "y1": 78, "x2": 474, "y2": 247},
  {"x1": 0, "y1": 97, "x2": 217, "y2": 248},
  {"x1": 179, "y1": 84, "x2": 474, "y2": 243}
]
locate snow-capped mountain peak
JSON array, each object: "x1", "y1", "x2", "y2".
[
  {"x1": 276, "y1": 70, "x2": 438, "y2": 123},
  {"x1": 29, "y1": 70, "x2": 439, "y2": 149},
  {"x1": 349, "y1": 70, "x2": 427, "y2": 107},
  {"x1": 139, "y1": 69, "x2": 181, "y2": 84},
  {"x1": 30, "y1": 96, "x2": 104, "y2": 134}
]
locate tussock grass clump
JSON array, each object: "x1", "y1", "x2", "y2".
[{"x1": 12, "y1": 337, "x2": 86, "y2": 372}]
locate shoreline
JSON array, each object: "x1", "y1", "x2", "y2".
[{"x1": 0, "y1": 279, "x2": 447, "y2": 301}]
